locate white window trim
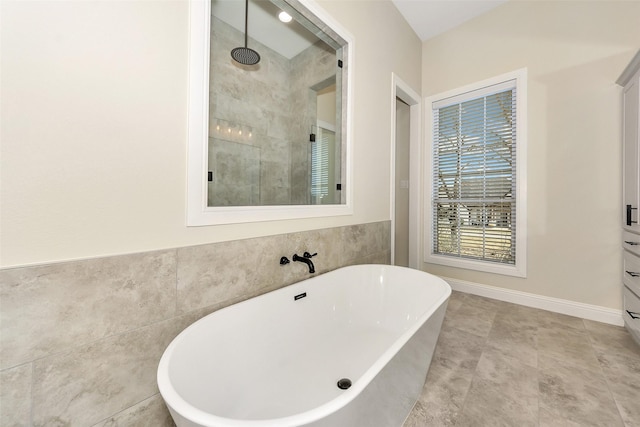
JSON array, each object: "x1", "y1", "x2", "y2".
[
  {"x1": 185, "y1": 0, "x2": 354, "y2": 226},
  {"x1": 424, "y1": 68, "x2": 527, "y2": 278}
]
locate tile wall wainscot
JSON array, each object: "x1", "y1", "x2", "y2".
[{"x1": 0, "y1": 221, "x2": 390, "y2": 426}]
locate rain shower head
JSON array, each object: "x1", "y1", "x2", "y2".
[
  {"x1": 231, "y1": 46, "x2": 260, "y2": 66},
  {"x1": 231, "y1": 0, "x2": 261, "y2": 66}
]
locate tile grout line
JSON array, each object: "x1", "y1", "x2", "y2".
[
  {"x1": 88, "y1": 394, "x2": 161, "y2": 427},
  {"x1": 454, "y1": 304, "x2": 494, "y2": 424},
  {"x1": 174, "y1": 248, "x2": 179, "y2": 321}
]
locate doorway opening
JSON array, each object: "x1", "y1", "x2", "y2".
[
  {"x1": 394, "y1": 98, "x2": 410, "y2": 266},
  {"x1": 391, "y1": 74, "x2": 422, "y2": 268}
]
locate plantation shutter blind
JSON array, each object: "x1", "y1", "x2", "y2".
[
  {"x1": 432, "y1": 79, "x2": 517, "y2": 264},
  {"x1": 311, "y1": 130, "x2": 330, "y2": 199}
]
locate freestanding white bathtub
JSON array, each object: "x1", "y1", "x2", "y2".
[{"x1": 157, "y1": 264, "x2": 451, "y2": 427}]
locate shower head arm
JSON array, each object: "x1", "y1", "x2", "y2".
[
  {"x1": 243, "y1": 0, "x2": 249, "y2": 48},
  {"x1": 230, "y1": 0, "x2": 260, "y2": 65}
]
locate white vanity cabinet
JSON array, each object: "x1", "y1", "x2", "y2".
[{"x1": 618, "y1": 51, "x2": 640, "y2": 344}]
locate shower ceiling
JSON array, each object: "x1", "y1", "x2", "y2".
[{"x1": 211, "y1": 0, "x2": 320, "y2": 59}]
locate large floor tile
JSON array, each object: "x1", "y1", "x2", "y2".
[
  {"x1": 441, "y1": 296, "x2": 498, "y2": 338},
  {"x1": 405, "y1": 292, "x2": 640, "y2": 427},
  {"x1": 595, "y1": 351, "x2": 640, "y2": 427},
  {"x1": 456, "y1": 378, "x2": 537, "y2": 427},
  {"x1": 537, "y1": 323, "x2": 601, "y2": 371},
  {"x1": 429, "y1": 323, "x2": 486, "y2": 377},
  {"x1": 92, "y1": 394, "x2": 174, "y2": 427},
  {"x1": 417, "y1": 314, "x2": 487, "y2": 425},
  {"x1": 443, "y1": 291, "x2": 467, "y2": 315},
  {"x1": 419, "y1": 363, "x2": 468, "y2": 425},
  {"x1": 539, "y1": 406, "x2": 593, "y2": 427},
  {"x1": 0, "y1": 363, "x2": 32, "y2": 427},
  {"x1": 484, "y1": 320, "x2": 538, "y2": 368},
  {"x1": 537, "y1": 310, "x2": 586, "y2": 331},
  {"x1": 538, "y1": 354, "x2": 624, "y2": 427},
  {"x1": 456, "y1": 348, "x2": 538, "y2": 427},
  {"x1": 402, "y1": 401, "x2": 431, "y2": 427},
  {"x1": 584, "y1": 319, "x2": 640, "y2": 360}
]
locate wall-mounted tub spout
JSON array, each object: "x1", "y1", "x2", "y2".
[
  {"x1": 293, "y1": 253, "x2": 315, "y2": 274},
  {"x1": 280, "y1": 257, "x2": 290, "y2": 265}
]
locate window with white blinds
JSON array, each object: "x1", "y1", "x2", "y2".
[
  {"x1": 311, "y1": 128, "x2": 331, "y2": 200},
  {"x1": 427, "y1": 70, "x2": 527, "y2": 277}
]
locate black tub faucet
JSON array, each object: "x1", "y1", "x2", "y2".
[{"x1": 293, "y1": 252, "x2": 316, "y2": 274}]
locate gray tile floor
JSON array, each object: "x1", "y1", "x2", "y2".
[{"x1": 404, "y1": 291, "x2": 640, "y2": 426}]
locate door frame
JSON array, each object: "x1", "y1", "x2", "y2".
[{"x1": 390, "y1": 73, "x2": 422, "y2": 268}]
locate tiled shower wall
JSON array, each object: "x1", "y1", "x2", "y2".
[
  {"x1": 289, "y1": 40, "x2": 338, "y2": 205},
  {"x1": 208, "y1": 17, "x2": 336, "y2": 207},
  {"x1": 208, "y1": 16, "x2": 293, "y2": 206},
  {"x1": 0, "y1": 221, "x2": 390, "y2": 426}
]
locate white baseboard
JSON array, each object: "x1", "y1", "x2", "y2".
[{"x1": 442, "y1": 276, "x2": 624, "y2": 327}]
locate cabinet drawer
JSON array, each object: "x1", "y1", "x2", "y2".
[
  {"x1": 623, "y1": 250, "x2": 640, "y2": 296},
  {"x1": 623, "y1": 230, "x2": 640, "y2": 257},
  {"x1": 623, "y1": 286, "x2": 640, "y2": 343}
]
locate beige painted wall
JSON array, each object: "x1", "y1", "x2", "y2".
[
  {"x1": 0, "y1": 0, "x2": 422, "y2": 268},
  {"x1": 317, "y1": 87, "x2": 337, "y2": 125},
  {"x1": 421, "y1": 0, "x2": 640, "y2": 310}
]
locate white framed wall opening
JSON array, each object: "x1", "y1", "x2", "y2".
[
  {"x1": 390, "y1": 73, "x2": 422, "y2": 269},
  {"x1": 424, "y1": 69, "x2": 527, "y2": 277},
  {"x1": 186, "y1": 0, "x2": 354, "y2": 226}
]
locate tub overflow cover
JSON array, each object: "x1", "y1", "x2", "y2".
[{"x1": 337, "y1": 378, "x2": 352, "y2": 390}]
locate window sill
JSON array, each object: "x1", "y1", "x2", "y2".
[{"x1": 424, "y1": 253, "x2": 526, "y2": 278}]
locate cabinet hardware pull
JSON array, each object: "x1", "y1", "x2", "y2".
[
  {"x1": 624, "y1": 241, "x2": 640, "y2": 246},
  {"x1": 627, "y1": 310, "x2": 640, "y2": 320},
  {"x1": 625, "y1": 270, "x2": 640, "y2": 278},
  {"x1": 627, "y1": 205, "x2": 638, "y2": 226}
]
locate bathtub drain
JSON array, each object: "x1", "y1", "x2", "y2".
[{"x1": 337, "y1": 378, "x2": 352, "y2": 390}]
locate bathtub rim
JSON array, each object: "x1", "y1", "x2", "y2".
[{"x1": 157, "y1": 264, "x2": 451, "y2": 427}]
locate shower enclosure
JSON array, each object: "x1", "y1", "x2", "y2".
[{"x1": 207, "y1": 0, "x2": 344, "y2": 207}]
